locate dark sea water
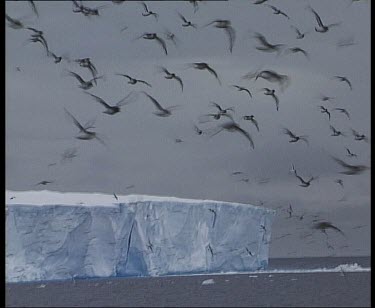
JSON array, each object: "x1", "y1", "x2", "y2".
[{"x1": 6, "y1": 256, "x2": 371, "y2": 307}]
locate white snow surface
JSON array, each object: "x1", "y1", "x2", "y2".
[{"x1": 6, "y1": 190, "x2": 275, "y2": 283}]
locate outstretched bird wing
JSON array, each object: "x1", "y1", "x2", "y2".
[
  {"x1": 84, "y1": 92, "x2": 112, "y2": 109},
  {"x1": 64, "y1": 108, "x2": 86, "y2": 132},
  {"x1": 68, "y1": 71, "x2": 86, "y2": 84},
  {"x1": 234, "y1": 125, "x2": 255, "y2": 149},
  {"x1": 142, "y1": 91, "x2": 165, "y2": 112},
  {"x1": 224, "y1": 26, "x2": 236, "y2": 53},
  {"x1": 116, "y1": 91, "x2": 139, "y2": 107},
  {"x1": 308, "y1": 6, "x2": 324, "y2": 28},
  {"x1": 205, "y1": 65, "x2": 221, "y2": 85},
  {"x1": 174, "y1": 75, "x2": 184, "y2": 92},
  {"x1": 155, "y1": 36, "x2": 168, "y2": 55},
  {"x1": 283, "y1": 128, "x2": 297, "y2": 139},
  {"x1": 137, "y1": 79, "x2": 152, "y2": 87}
]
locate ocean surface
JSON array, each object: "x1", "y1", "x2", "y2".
[{"x1": 6, "y1": 256, "x2": 371, "y2": 307}]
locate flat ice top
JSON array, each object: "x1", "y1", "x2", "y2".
[{"x1": 5, "y1": 190, "x2": 274, "y2": 213}]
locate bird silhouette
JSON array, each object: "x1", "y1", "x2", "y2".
[
  {"x1": 84, "y1": 91, "x2": 138, "y2": 115},
  {"x1": 308, "y1": 6, "x2": 341, "y2": 33},
  {"x1": 116, "y1": 73, "x2": 152, "y2": 87},
  {"x1": 282, "y1": 128, "x2": 308, "y2": 144},
  {"x1": 211, "y1": 117, "x2": 255, "y2": 149},
  {"x1": 290, "y1": 25, "x2": 308, "y2": 39},
  {"x1": 243, "y1": 115, "x2": 259, "y2": 131},
  {"x1": 232, "y1": 85, "x2": 252, "y2": 101},
  {"x1": 135, "y1": 33, "x2": 167, "y2": 55},
  {"x1": 332, "y1": 76, "x2": 352, "y2": 90},
  {"x1": 294, "y1": 173, "x2": 317, "y2": 187},
  {"x1": 330, "y1": 125, "x2": 346, "y2": 137},
  {"x1": 319, "y1": 106, "x2": 331, "y2": 120},
  {"x1": 262, "y1": 88, "x2": 279, "y2": 111},
  {"x1": 142, "y1": 91, "x2": 178, "y2": 117},
  {"x1": 331, "y1": 156, "x2": 369, "y2": 175},
  {"x1": 210, "y1": 102, "x2": 234, "y2": 115},
  {"x1": 350, "y1": 129, "x2": 369, "y2": 142},
  {"x1": 177, "y1": 12, "x2": 197, "y2": 28},
  {"x1": 265, "y1": 5, "x2": 290, "y2": 19},
  {"x1": 159, "y1": 67, "x2": 183, "y2": 92},
  {"x1": 140, "y1": 2, "x2": 158, "y2": 20},
  {"x1": 68, "y1": 71, "x2": 103, "y2": 90},
  {"x1": 205, "y1": 19, "x2": 236, "y2": 53},
  {"x1": 313, "y1": 221, "x2": 345, "y2": 237},
  {"x1": 333, "y1": 108, "x2": 350, "y2": 119},
  {"x1": 285, "y1": 47, "x2": 309, "y2": 59},
  {"x1": 254, "y1": 32, "x2": 285, "y2": 54},
  {"x1": 189, "y1": 63, "x2": 221, "y2": 85},
  {"x1": 256, "y1": 70, "x2": 290, "y2": 91},
  {"x1": 346, "y1": 148, "x2": 357, "y2": 158},
  {"x1": 64, "y1": 108, "x2": 107, "y2": 146}
]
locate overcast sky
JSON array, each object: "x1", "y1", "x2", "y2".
[{"x1": 6, "y1": 0, "x2": 370, "y2": 257}]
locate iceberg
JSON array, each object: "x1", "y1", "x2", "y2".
[{"x1": 6, "y1": 190, "x2": 276, "y2": 283}]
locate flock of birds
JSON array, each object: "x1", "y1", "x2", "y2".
[{"x1": 6, "y1": 0, "x2": 370, "y2": 255}]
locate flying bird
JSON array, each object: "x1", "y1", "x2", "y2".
[
  {"x1": 313, "y1": 221, "x2": 345, "y2": 237},
  {"x1": 350, "y1": 129, "x2": 369, "y2": 142},
  {"x1": 290, "y1": 25, "x2": 308, "y2": 39},
  {"x1": 282, "y1": 128, "x2": 309, "y2": 144},
  {"x1": 205, "y1": 20, "x2": 236, "y2": 53},
  {"x1": 243, "y1": 115, "x2": 259, "y2": 131},
  {"x1": 253, "y1": 32, "x2": 285, "y2": 54},
  {"x1": 331, "y1": 156, "x2": 369, "y2": 175},
  {"x1": 64, "y1": 108, "x2": 106, "y2": 146},
  {"x1": 84, "y1": 91, "x2": 138, "y2": 115},
  {"x1": 262, "y1": 88, "x2": 279, "y2": 111},
  {"x1": 159, "y1": 67, "x2": 184, "y2": 92},
  {"x1": 330, "y1": 125, "x2": 345, "y2": 137},
  {"x1": 140, "y1": 2, "x2": 158, "y2": 20},
  {"x1": 333, "y1": 108, "x2": 350, "y2": 119},
  {"x1": 36, "y1": 180, "x2": 53, "y2": 186},
  {"x1": 256, "y1": 70, "x2": 290, "y2": 90},
  {"x1": 286, "y1": 204, "x2": 293, "y2": 218},
  {"x1": 189, "y1": 63, "x2": 221, "y2": 85},
  {"x1": 210, "y1": 102, "x2": 234, "y2": 115},
  {"x1": 177, "y1": 12, "x2": 197, "y2": 28},
  {"x1": 294, "y1": 172, "x2": 317, "y2": 187},
  {"x1": 163, "y1": 29, "x2": 179, "y2": 47},
  {"x1": 232, "y1": 85, "x2": 252, "y2": 100},
  {"x1": 27, "y1": 1, "x2": 39, "y2": 17},
  {"x1": 5, "y1": 14, "x2": 25, "y2": 29},
  {"x1": 346, "y1": 148, "x2": 357, "y2": 158},
  {"x1": 135, "y1": 33, "x2": 168, "y2": 55},
  {"x1": 308, "y1": 6, "x2": 341, "y2": 33},
  {"x1": 75, "y1": 58, "x2": 98, "y2": 81},
  {"x1": 265, "y1": 5, "x2": 290, "y2": 19},
  {"x1": 194, "y1": 125, "x2": 204, "y2": 135},
  {"x1": 319, "y1": 106, "x2": 331, "y2": 120},
  {"x1": 210, "y1": 117, "x2": 255, "y2": 149},
  {"x1": 320, "y1": 95, "x2": 335, "y2": 102},
  {"x1": 116, "y1": 73, "x2": 152, "y2": 87},
  {"x1": 336, "y1": 36, "x2": 356, "y2": 49},
  {"x1": 189, "y1": 0, "x2": 202, "y2": 13},
  {"x1": 285, "y1": 47, "x2": 309, "y2": 59},
  {"x1": 68, "y1": 71, "x2": 103, "y2": 90},
  {"x1": 142, "y1": 91, "x2": 178, "y2": 117},
  {"x1": 332, "y1": 76, "x2": 352, "y2": 90},
  {"x1": 334, "y1": 179, "x2": 344, "y2": 188},
  {"x1": 61, "y1": 147, "x2": 78, "y2": 163}
]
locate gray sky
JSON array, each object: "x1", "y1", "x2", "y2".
[{"x1": 6, "y1": 0, "x2": 370, "y2": 257}]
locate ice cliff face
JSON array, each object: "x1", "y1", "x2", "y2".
[{"x1": 6, "y1": 191, "x2": 276, "y2": 283}]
